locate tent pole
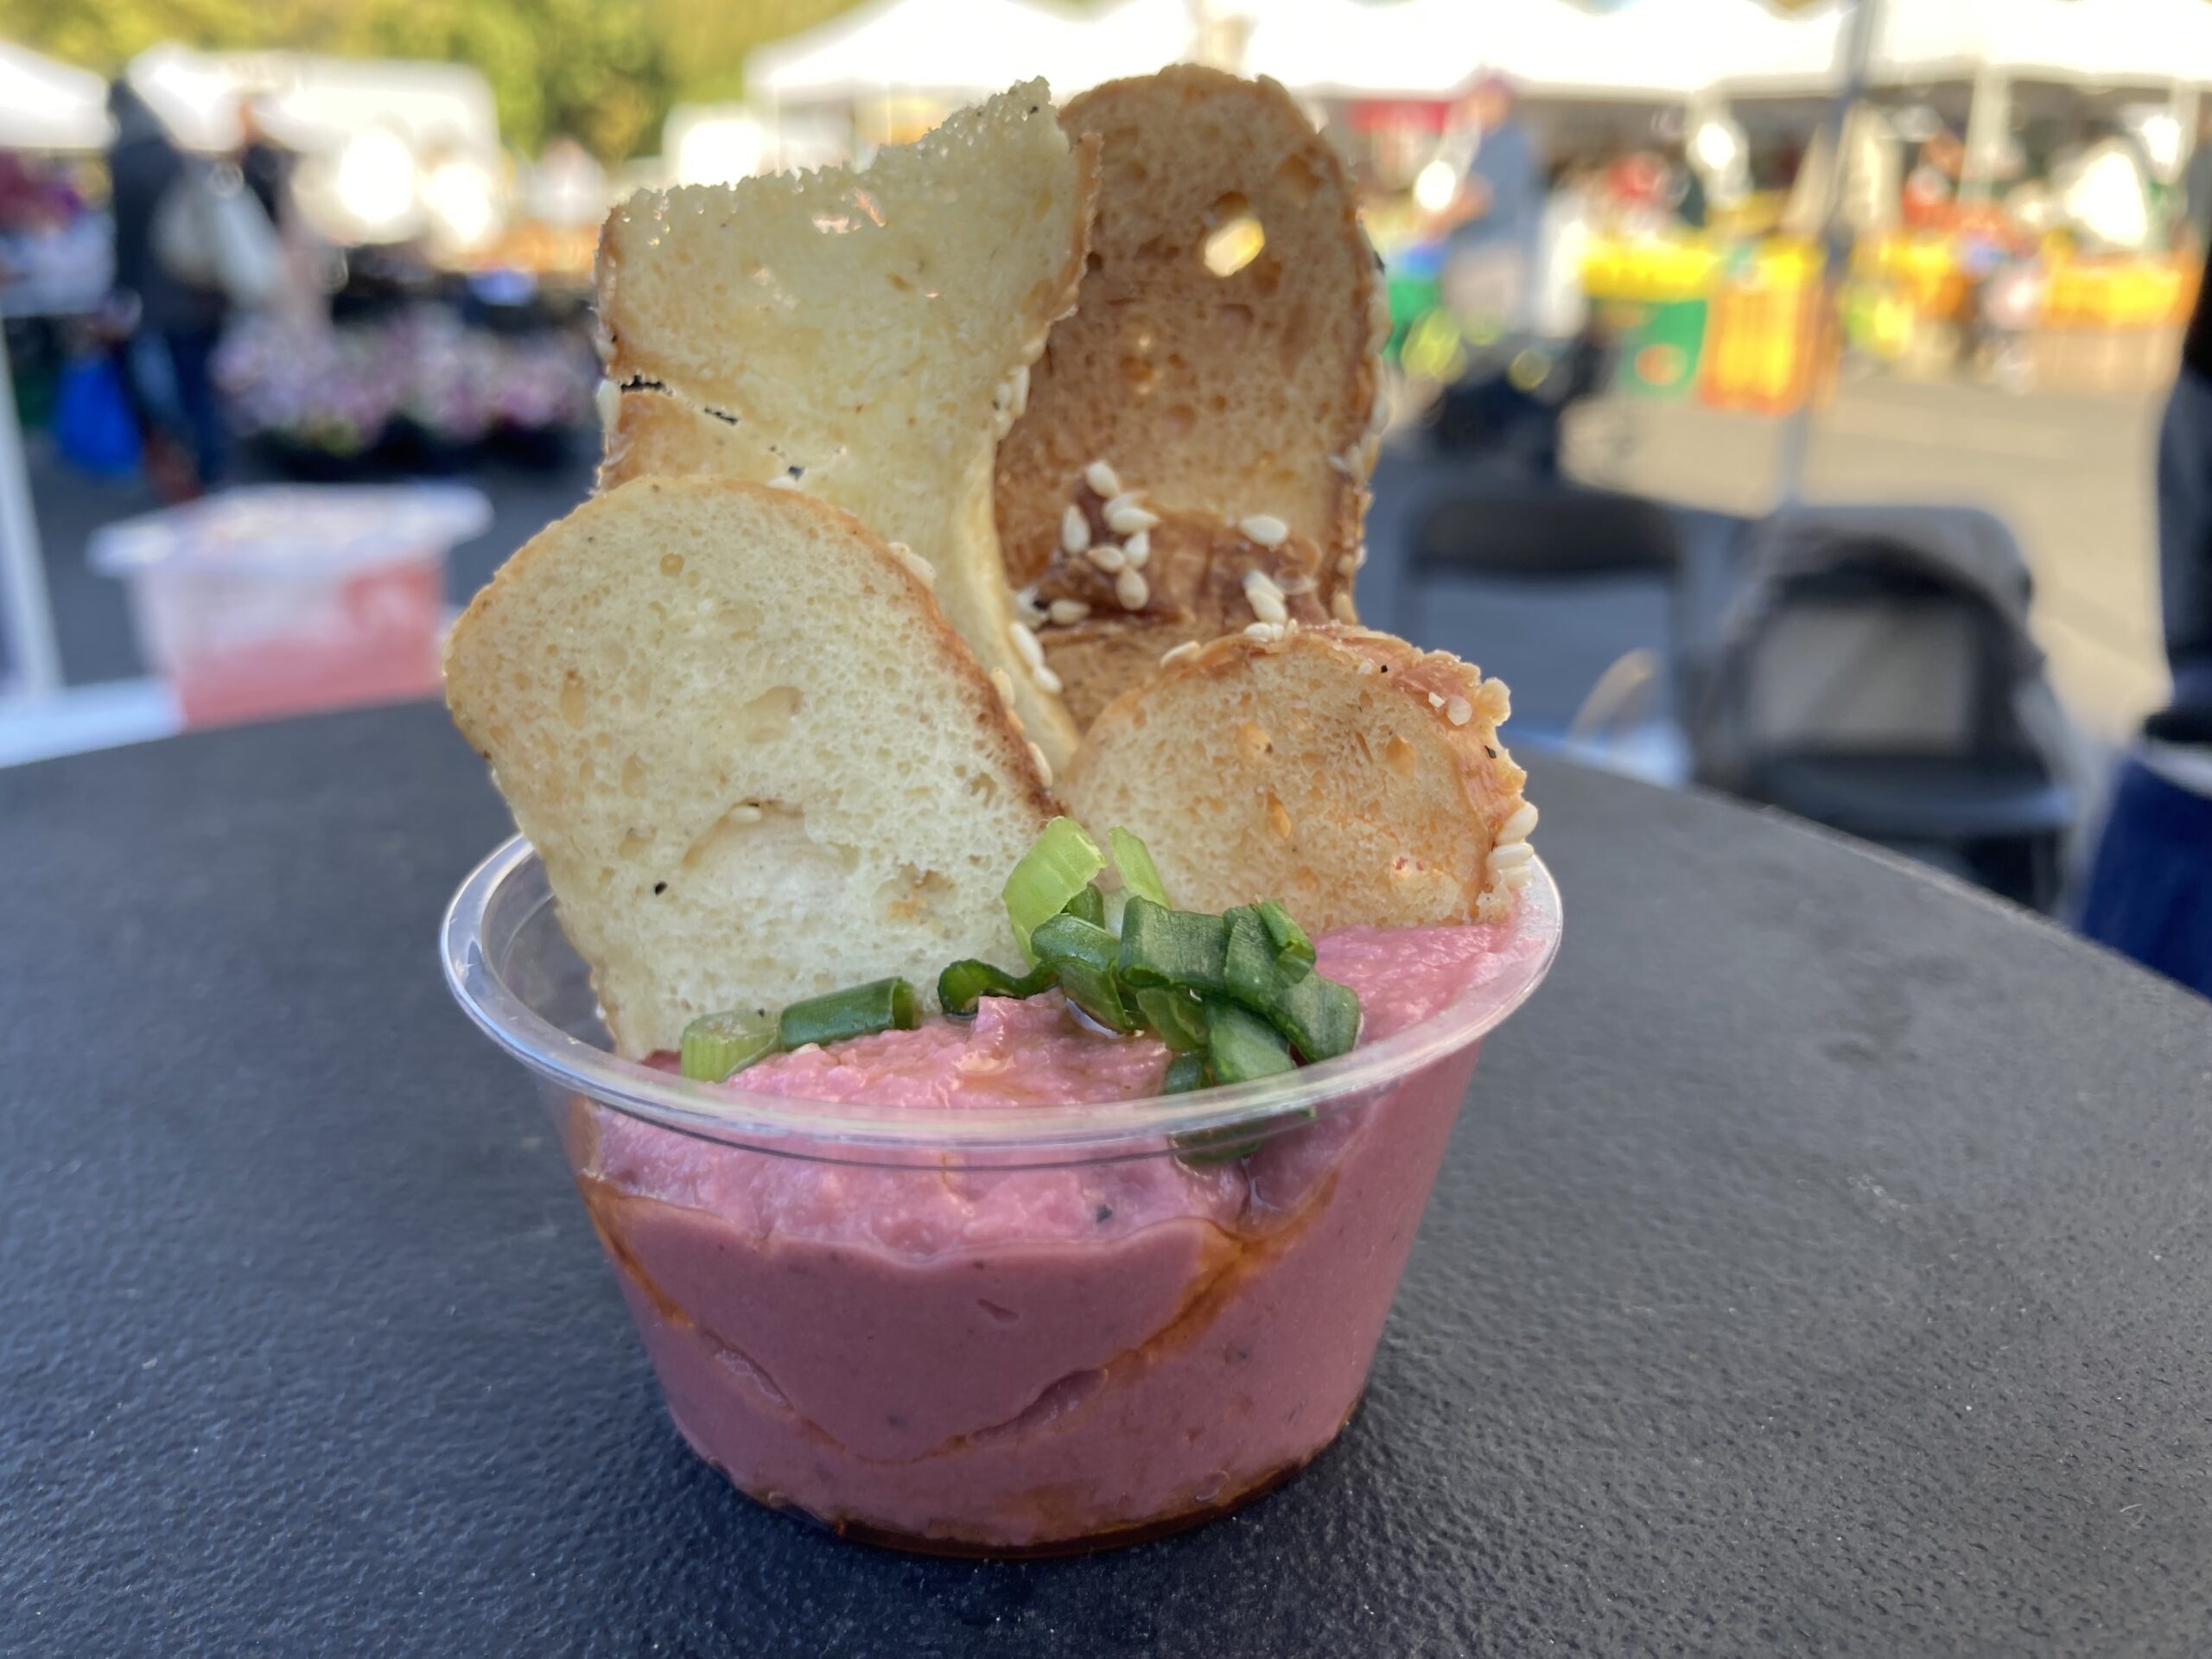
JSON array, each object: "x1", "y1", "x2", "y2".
[
  {"x1": 1776, "y1": 0, "x2": 1881, "y2": 505},
  {"x1": 0, "y1": 324, "x2": 62, "y2": 703},
  {"x1": 1961, "y1": 63, "x2": 2010, "y2": 203}
]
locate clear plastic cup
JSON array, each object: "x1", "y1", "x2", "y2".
[{"x1": 442, "y1": 836, "x2": 1560, "y2": 1557}]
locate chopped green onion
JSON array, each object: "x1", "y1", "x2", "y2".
[
  {"x1": 938, "y1": 959, "x2": 1057, "y2": 1016},
  {"x1": 1030, "y1": 912, "x2": 1139, "y2": 1031},
  {"x1": 1257, "y1": 899, "x2": 1316, "y2": 980},
  {"x1": 1056, "y1": 959, "x2": 1140, "y2": 1032},
  {"x1": 1116, "y1": 897, "x2": 1229, "y2": 994},
  {"x1": 1062, "y1": 882, "x2": 1107, "y2": 928},
  {"x1": 1221, "y1": 906, "x2": 1282, "y2": 1008},
  {"x1": 1109, "y1": 827, "x2": 1171, "y2": 908},
  {"x1": 1135, "y1": 986, "x2": 1208, "y2": 1052},
  {"x1": 778, "y1": 976, "x2": 918, "y2": 1050},
  {"x1": 1219, "y1": 905, "x2": 1361, "y2": 1061},
  {"x1": 1272, "y1": 968, "x2": 1362, "y2": 1062},
  {"x1": 1166, "y1": 1044, "x2": 1270, "y2": 1165},
  {"x1": 1029, "y1": 912, "x2": 1120, "y2": 971},
  {"x1": 1205, "y1": 998, "x2": 1297, "y2": 1084},
  {"x1": 679, "y1": 1008, "x2": 780, "y2": 1082},
  {"x1": 1004, "y1": 817, "x2": 1107, "y2": 960},
  {"x1": 1162, "y1": 1051, "x2": 1212, "y2": 1094}
]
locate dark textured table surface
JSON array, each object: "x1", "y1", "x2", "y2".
[{"x1": 5, "y1": 702, "x2": 2210, "y2": 1656}]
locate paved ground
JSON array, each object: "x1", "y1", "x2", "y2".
[{"x1": 1564, "y1": 374, "x2": 2170, "y2": 743}]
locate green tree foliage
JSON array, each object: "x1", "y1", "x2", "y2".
[
  {"x1": 0, "y1": 0, "x2": 867, "y2": 160},
  {"x1": 658, "y1": 0, "x2": 861, "y2": 108},
  {"x1": 330, "y1": 0, "x2": 671, "y2": 162}
]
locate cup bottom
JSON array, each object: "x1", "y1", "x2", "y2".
[{"x1": 673, "y1": 1395, "x2": 1363, "y2": 1559}]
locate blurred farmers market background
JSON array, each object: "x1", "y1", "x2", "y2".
[{"x1": 4, "y1": 0, "x2": 2210, "y2": 989}]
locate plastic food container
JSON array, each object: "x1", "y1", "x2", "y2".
[
  {"x1": 442, "y1": 836, "x2": 1561, "y2": 1557},
  {"x1": 90, "y1": 485, "x2": 490, "y2": 728}
]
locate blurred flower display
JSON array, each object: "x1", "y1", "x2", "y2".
[{"x1": 214, "y1": 308, "x2": 595, "y2": 461}]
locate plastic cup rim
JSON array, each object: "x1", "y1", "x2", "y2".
[{"x1": 440, "y1": 834, "x2": 1561, "y2": 1165}]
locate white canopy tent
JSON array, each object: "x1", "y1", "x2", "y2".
[
  {"x1": 749, "y1": 0, "x2": 1090, "y2": 104},
  {"x1": 0, "y1": 42, "x2": 111, "y2": 152},
  {"x1": 1243, "y1": 0, "x2": 1845, "y2": 104},
  {"x1": 2050, "y1": 0, "x2": 2212, "y2": 88},
  {"x1": 1875, "y1": 0, "x2": 2212, "y2": 87},
  {"x1": 219, "y1": 53, "x2": 501, "y2": 159},
  {"x1": 1743, "y1": 0, "x2": 2212, "y2": 94},
  {"x1": 128, "y1": 42, "x2": 245, "y2": 153},
  {"x1": 124, "y1": 44, "x2": 501, "y2": 158},
  {"x1": 1503, "y1": 0, "x2": 1835, "y2": 101},
  {"x1": 1052, "y1": 0, "x2": 1198, "y2": 90},
  {"x1": 748, "y1": 0, "x2": 1853, "y2": 111},
  {"x1": 1240, "y1": 0, "x2": 1458, "y2": 99},
  {"x1": 1743, "y1": 0, "x2": 2212, "y2": 199},
  {"x1": 749, "y1": 0, "x2": 1205, "y2": 105}
]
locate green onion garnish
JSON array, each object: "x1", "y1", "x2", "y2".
[
  {"x1": 1270, "y1": 967, "x2": 1362, "y2": 1062},
  {"x1": 1222, "y1": 906, "x2": 1283, "y2": 1008},
  {"x1": 1030, "y1": 912, "x2": 1119, "y2": 971},
  {"x1": 1162, "y1": 1051, "x2": 1211, "y2": 1094},
  {"x1": 1257, "y1": 899, "x2": 1316, "y2": 981},
  {"x1": 1166, "y1": 1047, "x2": 1272, "y2": 1164},
  {"x1": 1109, "y1": 827, "x2": 1171, "y2": 909},
  {"x1": 1056, "y1": 960, "x2": 1140, "y2": 1032},
  {"x1": 1062, "y1": 882, "x2": 1107, "y2": 928},
  {"x1": 938, "y1": 959, "x2": 1057, "y2": 1016},
  {"x1": 678, "y1": 1008, "x2": 780, "y2": 1082},
  {"x1": 1135, "y1": 986, "x2": 1208, "y2": 1052},
  {"x1": 1004, "y1": 817, "x2": 1107, "y2": 960},
  {"x1": 778, "y1": 976, "x2": 918, "y2": 1050},
  {"x1": 1031, "y1": 912, "x2": 1138, "y2": 1032},
  {"x1": 1220, "y1": 905, "x2": 1361, "y2": 1061},
  {"x1": 1205, "y1": 998, "x2": 1297, "y2": 1084},
  {"x1": 1116, "y1": 897, "x2": 1230, "y2": 994},
  {"x1": 838, "y1": 840, "x2": 1370, "y2": 1100}
]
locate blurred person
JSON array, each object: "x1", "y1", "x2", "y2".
[
  {"x1": 238, "y1": 100, "x2": 291, "y2": 232},
  {"x1": 105, "y1": 76, "x2": 228, "y2": 496},
  {"x1": 2077, "y1": 238, "x2": 2212, "y2": 996},
  {"x1": 236, "y1": 98, "x2": 328, "y2": 339},
  {"x1": 1605, "y1": 148, "x2": 1670, "y2": 219},
  {"x1": 1902, "y1": 128, "x2": 1963, "y2": 227},
  {"x1": 1441, "y1": 75, "x2": 1544, "y2": 337}
]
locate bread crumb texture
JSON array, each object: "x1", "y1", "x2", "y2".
[
  {"x1": 444, "y1": 478, "x2": 1054, "y2": 1058},
  {"x1": 995, "y1": 67, "x2": 1379, "y2": 594},
  {"x1": 595, "y1": 80, "x2": 1096, "y2": 771},
  {"x1": 1065, "y1": 624, "x2": 1530, "y2": 931}
]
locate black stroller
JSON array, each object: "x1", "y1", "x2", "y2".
[{"x1": 1688, "y1": 505, "x2": 2081, "y2": 912}]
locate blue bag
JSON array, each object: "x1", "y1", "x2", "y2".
[
  {"x1": 53, "y1": 353, "x2": 143, "y2": 479},
  {"x1": 2078, "y1": 753, "x2": 2212, "y2": 999}
]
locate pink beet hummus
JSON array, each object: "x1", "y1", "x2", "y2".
[{"x1": 573, "y1": 920, "x2": 1540, "y2": 1554}]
